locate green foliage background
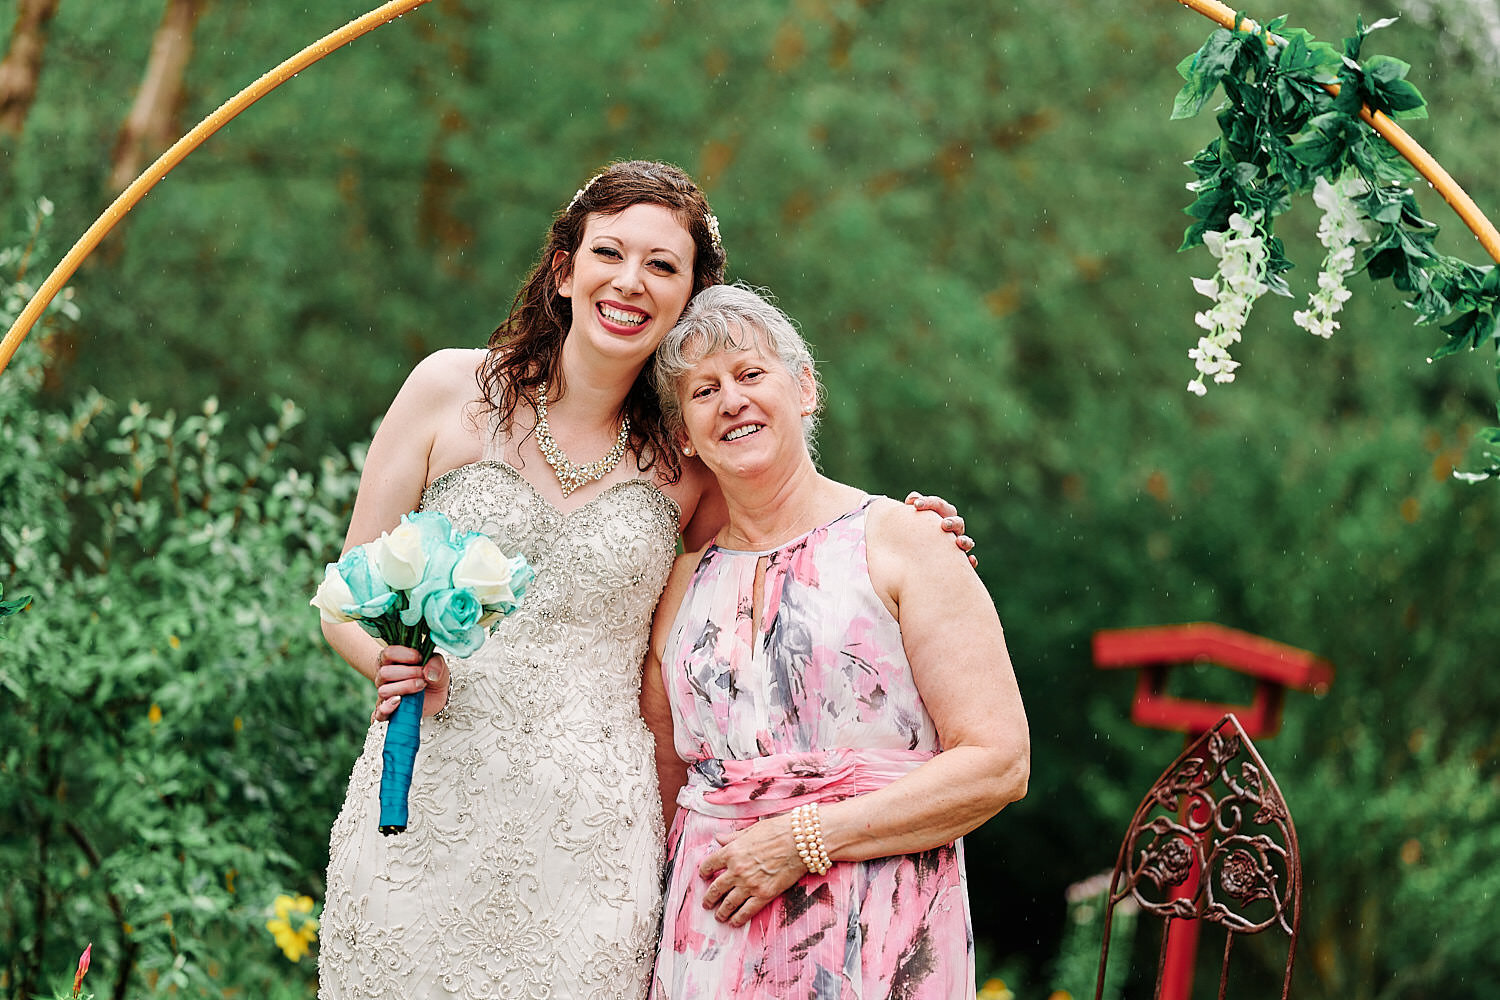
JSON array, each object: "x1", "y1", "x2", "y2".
[{"x1": 3, "y1": 0, "x2": 1499, "y2": 997}]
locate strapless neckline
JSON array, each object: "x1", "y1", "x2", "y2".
[{"x1": 423, "y1": 458, "x2": 681, "y2": 525}]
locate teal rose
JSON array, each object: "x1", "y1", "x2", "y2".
[
  {"x1": 423, "y1": 587, "x2": 485, "y2": 657},
  {"x1": 373, "y1": 511, "x2": 466, "y2": 628},
  {"x1": 311, "y1": 545, "x2": 399, "y2": 626}
]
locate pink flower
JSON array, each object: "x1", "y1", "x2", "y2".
[{"x1": 71, "y1": 943, "x2": 91, "y2": 998}]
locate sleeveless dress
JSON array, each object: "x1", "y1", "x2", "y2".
[
  {"x1": 651, "y1": 498, "x2": 975, "y2": 999},
  {"x1": 318, "y1": 458, "x2": 678, "y2": 1000}
]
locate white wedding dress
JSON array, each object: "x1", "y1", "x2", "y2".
[{"x1": 318, "y1": 459, "x2": 677, "y2": 999}]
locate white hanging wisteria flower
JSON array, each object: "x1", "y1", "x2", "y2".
[
  {"x1": 1187, "y1": 210, "x2": 1270, "y2": 396},
  {"x1": 1292, "y1": 173, "x2": 1383, "y2": 340}
]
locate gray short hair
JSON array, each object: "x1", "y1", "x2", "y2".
[{"x1": 652, "y1": 282, "x2": 823, "y2": 450}]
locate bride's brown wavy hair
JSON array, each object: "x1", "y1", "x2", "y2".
[{"x1": 477, "y1": 160, "x2": 727, "y2": 485}]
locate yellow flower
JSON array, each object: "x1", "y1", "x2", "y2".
[
  {"x1": 148, "y1": 703, "x2": 162, "y2": 725},
  {"x1": 265, "y1": 893, "x2": 319, "y2": 963},
  {"x1": 977, "y1": 978, "x2": 1015, "y2": 1000}
]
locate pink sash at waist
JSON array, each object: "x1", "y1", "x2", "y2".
[{"x1": 677, "y1": 748, "x2": 936, "y2": 819}]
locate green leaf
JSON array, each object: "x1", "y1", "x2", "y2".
[
  {"x1": 0, "y1": 585, "x2": 30, "y2": 617},
  {"x1": 1331, "y1": 67, "x2": 1369, "y2": 118},
  {"x1": 1172, "y1": 29, "x2": 1246, "y2": 120},
  {"x1": 1341, "y1": 14, "x2": 1399, "y2": 63},
  {"x1": 1482, "y1": 265, "x2": 1500, "y2": 296},
  {"x1": 1362, "y1": 224, "x2": 1439, "y2": 291},
  {"x1": 1286, "y1": 111, "x2": 1362, "y2": 172},
  {"x1": 1180, "y1": 184, "x2": 1243, "y2": 251},
  {"x1": 1362, "y1": 54, "x2": 1429, "y2": 119},
  {"x1": 1412, "y1": 283, "x2": 1457, "y2": 324},
  {"x1": 1433, "y1": 307, "x2": 1497, "y2": 357},
  {"x1": 1273, "y1": 30, "x2": 1342, "y2": 86},
  {"x1": 1346, "y1": 135, "x2": 1419, "y2": 186}
]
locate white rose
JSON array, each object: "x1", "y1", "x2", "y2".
[
  {"x1": 310, "y1": 564, "x2": 356, "y2": 623},
  {"x1": 452, "y1": 535, "x2": 519, "y2": 608},
  {"x1": 372, "y1": 521, "x2": 427, "y2": 591}
]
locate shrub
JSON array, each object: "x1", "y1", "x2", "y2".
[{"x1": 1, "y1": 222, "x2": 366, "y2": 998}]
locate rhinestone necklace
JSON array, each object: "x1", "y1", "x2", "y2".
[{"x1": 534, "y1": 381, "x2": 631, "y2": 497}]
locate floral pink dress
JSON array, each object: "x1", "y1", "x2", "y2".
[{"x1": 651, "y1": 498, "x2": 975, "y2": 999}]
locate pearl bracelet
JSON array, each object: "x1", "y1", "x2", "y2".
[{"x1": 790, "y1": 803, "x2": 832, "y2": 876}]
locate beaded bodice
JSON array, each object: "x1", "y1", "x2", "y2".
[{"x1": 418, "y1": 460, "x2": 680, "y2": 735}]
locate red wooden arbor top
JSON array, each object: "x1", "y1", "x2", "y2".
[{"x1": 1093, "y1": 623, "x2": 1334, "y2": 738}]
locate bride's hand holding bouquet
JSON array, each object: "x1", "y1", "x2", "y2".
[{"x1": 312, "y1": 510, "x2": 534, "y2": 834}]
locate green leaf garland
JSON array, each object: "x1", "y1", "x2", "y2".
[{"x1": 1173, "y1": 14, "x2": 1500, "y2": 480}]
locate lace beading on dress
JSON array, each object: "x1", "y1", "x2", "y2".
[{"x1": 318, "y1": 461, "x2": 678, "y2": 1000}]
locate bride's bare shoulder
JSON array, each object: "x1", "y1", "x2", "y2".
[
  {"x1": 657, "y1": 459, "x2": 726, "y2": 546},
  {"x1": 378, "y1": 349, "x2": 492, "y2": 477},
  {"x1": 404, "y1": 347, "x2": 488, "y2": 395},
  {"x1": 380, "y1": 350, "x2": 490, "y2": 427}
]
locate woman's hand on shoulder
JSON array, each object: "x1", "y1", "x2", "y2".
[
  {"x1": 868, "y1": 497, "x2": 979, "y2": 613},
  {"x1": 904, "y1": 492, "x2": 976, "y2": 567}
]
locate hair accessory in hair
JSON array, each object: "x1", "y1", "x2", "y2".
[
  {"x1": 566, "y1": 168, "x2": 723, "y2": 256},
  {"x1": 706, "y1": 212, "x2": 723, "y2": 255},
  {"x1": 567, "y1": 172, "x2": 606, "y2": 212}
]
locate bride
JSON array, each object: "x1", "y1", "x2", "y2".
[{"x1": 314, "y1": 160, "x2": 971, "y2": 999}]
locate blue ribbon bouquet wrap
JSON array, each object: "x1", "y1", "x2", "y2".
[{"x1": 312, "y1": 511, "x2": 533, "y2": 834}]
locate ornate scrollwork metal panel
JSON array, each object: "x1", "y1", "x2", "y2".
[{"x1": 1095, "y1": 713, "x2": 1302, "y2": 1000}]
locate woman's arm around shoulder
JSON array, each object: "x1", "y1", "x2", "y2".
[
  {"x1": 659, "y1": 456, "x2": 728, "y2": 552},
  {"x1": 641, "y1": 546, "x2": 705, "y2": 833}
]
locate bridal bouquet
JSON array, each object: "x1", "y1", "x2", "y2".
[{"x1": 311, "y1": 511, "x2": 534, "y2": 834}]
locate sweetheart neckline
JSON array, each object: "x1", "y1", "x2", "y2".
[{"x1": 423, "y1": 459, "x2": 683, "y2": 524}]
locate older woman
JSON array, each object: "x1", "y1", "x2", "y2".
[{"x1": 642, "y1": 283, "x2": 1029, "y2": 998}]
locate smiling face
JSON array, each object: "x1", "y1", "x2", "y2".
[
  {"x1": 676, "y1": 325, "x2": 818, "y2": 481},
  {"x1": 555, "y1": 203, "x2": 696, "y2": 374}
]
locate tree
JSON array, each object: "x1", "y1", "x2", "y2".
[
  {"x1": 107, "y1": 0, "x2": 206, "y2": 192},
  {"x1": 0, "y1": 0, "x2": 61, "y2": 136}
]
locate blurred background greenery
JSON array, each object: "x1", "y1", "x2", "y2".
[{"x1": 3, "y1": 0, "x2": 1499, "y2": 997}]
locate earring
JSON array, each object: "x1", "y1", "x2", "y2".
[{"x1": 682, "y1": 445, "x2": 694, "y2": 456}]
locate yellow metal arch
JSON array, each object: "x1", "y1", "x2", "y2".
[
  {"x1": 0, "y1": 0, "x2": 435, "y2": 373},
  {"x1": 2, "y1": 0, "x2": 1497, "y2": 377}
]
